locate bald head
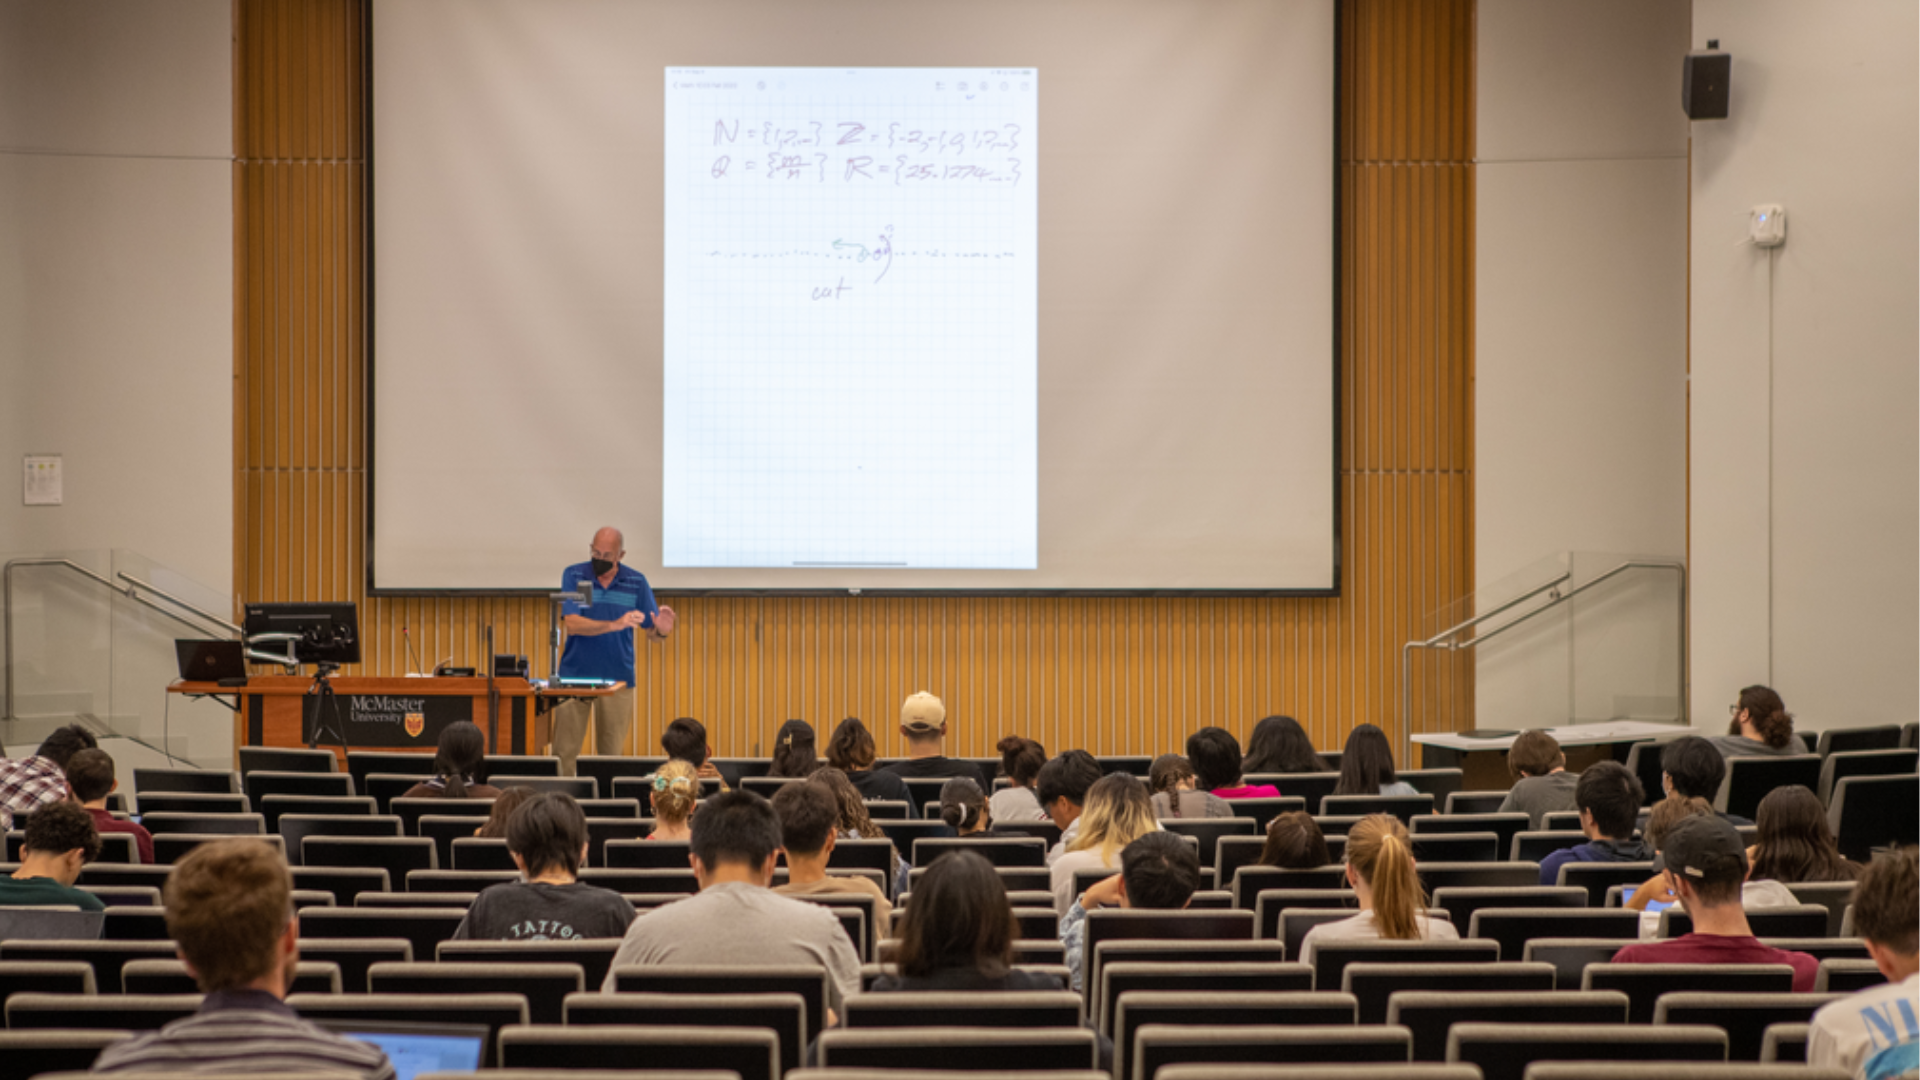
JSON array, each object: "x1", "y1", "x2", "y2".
[{"x1": 592, "y1": 527, "x2": 625, "y2": 553}]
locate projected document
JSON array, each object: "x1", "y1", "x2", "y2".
[{"x1": 662, "y1": 68, "x2": 1038, "y2": 570}]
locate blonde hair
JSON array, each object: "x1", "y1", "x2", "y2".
[
  {"x1": 1067, "y1": 772, "x2": 1158, "y2": 863},
  {"x1": 1345, "y1": 814, "x2": 1426, "y2": 940},
  {"x1": 650, "y1": 759, "x2": 699, "y2": 824}
]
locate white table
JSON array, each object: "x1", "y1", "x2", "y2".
[
  {"x1": 1412, "y1": 720, "x2": 1692, "y2": 753},
  {"x1": 1411, "y1": 720, "x2": 1694, "y2": 785}
]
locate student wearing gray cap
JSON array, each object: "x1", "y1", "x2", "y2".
[{"x1": 1610, "y1": 813, "x2": 1818, "y2": 990}]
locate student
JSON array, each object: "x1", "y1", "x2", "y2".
[
  {"x1": 988, "y1": 736, "x2": 1049, "y2": 823},
  {"x1": 1808, "y1": 847, "x2": 1918, "y2": 1079},
  {"x1": 1147, "y1": 754, "x2": 1233, "y2": 819},
  {"x1": 645, "y1": 759, "x2": 699, "y2": 841},
  {"x1": 0, "y1": 802, "x2": 104, "y2": 911},
  {"x1": 1624, "y1": 794, "x2": 1798, "y2": 935},
  {"x1": 401, "y1": 721, "x2": 502, "y2": 799},
  {"x1": 767, "y1": 719, "x2": 820, "y2": 778},
  {"x1": 90, "y1": 839, "x2": 394, "y2": 1078},
  {"x1": 1059, "y1": 831, "x2": 1200, "y2": 992},
  {"x1": 452, "y1": 792, "x2": 634, "y2": 940},
  {"x1": 1625, "y1": 793, "x2": 1715, "y2": 913},
  {"x1": 1708, "y1": 684, "x2": 1809, "y2": 758},
  {"x1": 63, "y1": 747, "x2": 153, "y2": 864},
  {"x1": 1049, "y1": 772, "x2": 1161, "y2": 916},
  {"x1": 1186, "y1": 727, "x2": 1280, "y2": 800},
  {"x1": 1332, "y1": 724, "x2": 1418, "y2": 797},
  {"x1": 1660, "y1": 735, "x2": 1751, "y2": 825},
  {"x1": 1611, "y1": 814, "x2": 1818, "y2": 989},
  {"x1": 474, "y1": 786, "x2": 537, "y2": 838},
  {"x1": 1537, "y1": 761, "x2": 1652, "y2": 886},
  {"x1": 603, "y1": 791, "x2": 862, "y2": 1018},
  {"x1": 663, "y1": 716, "x2": 731, "y2": 788},
  {"x1": 0, "y1": 723, "x2": 96, "y2": 830},
  {"x1": 1241, "y1": 715, "x2": 1329, "y2": 775},
  {"x1": 938, "y1": 777, "x2": 1021, "y2": 839},
  {"x1": 1257, "y1": 810, "x2": 1332, "y2": 869},
  {"x1": 1036, "y1": 750, "x2": 1103, "y2": 865},
  {"x1": 878, "y1": 692, "x2": 994, "y2": 791},
  {"x1": 874, "y1": 849, "x2": 1061, "y2": 990},
  {"x1": 824, "y1": 716, "x2": 913, "y2": 808},
  {"x1": 1299, "y1": 814, "x2": 1459, "y2": 965},
  {"x1": 1496, "y1": 730, "x2": 1579, "y2": 829},
  {"x1": 1749, "y1": 784, "x2": 1861, "y2": 884},
  {"x1": 770, "y1": 780, "x2": 893, "y2": 936}
]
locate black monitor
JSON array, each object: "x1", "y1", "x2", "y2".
[{"x1": 244, "y1": 601, "x2": 361, "y2": 665}]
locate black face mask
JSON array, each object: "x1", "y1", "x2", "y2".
[{"x1": 591, "y1": 558, "x2": 616, "y2": 576}]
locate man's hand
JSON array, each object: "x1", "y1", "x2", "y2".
[
  {"x1": 653, "y1": 605, "x2": 677, "y2": 637},
  {"x1": 617, "y1": 610, "x2": 648, "y2": 630},
  {"x1": 1080, "y1": 873, "x2": 1125, "y2": 911}
]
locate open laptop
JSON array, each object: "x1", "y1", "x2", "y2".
[
  {"x1": 314, "y1": 1020, "x2": 488, "y2": 1080},
  {"x1": 0, "y1": 906, "x2": 106, "y2": 940},
  {"x1": 175, "y1": 638, "x2": 247, "y2": 682}
]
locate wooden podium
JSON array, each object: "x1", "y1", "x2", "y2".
[{"x1": 170, "y1": 675, "x2": 619, "y2": 766}]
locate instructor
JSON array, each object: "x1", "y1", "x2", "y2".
[{"x1": 552, "y1": 527, "x2": 676, "y2": 775}]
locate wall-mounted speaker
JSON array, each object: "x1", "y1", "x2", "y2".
[{"x1": 1683, "y1": 44, "x2": 1730, "y2": 120}]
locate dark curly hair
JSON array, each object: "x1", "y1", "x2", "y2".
[
  {"x1": 23, "y1": 801, "x2": 101, "y2": 862},
  {"x1": 1733, "y1": 685, "x2": 1796, "y2": 749}
]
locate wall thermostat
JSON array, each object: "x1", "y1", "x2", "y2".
[{"x1": 1749, "y1": 204, "x2": 1787, "y2": 248}]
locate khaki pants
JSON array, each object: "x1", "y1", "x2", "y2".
[{"x1": 550, "y1": 686, "x2": 637, "y2": 776}]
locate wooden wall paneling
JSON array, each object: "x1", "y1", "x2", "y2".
[{"x1": 235, "y1": 0, "x2": 1476, "y2": 766}]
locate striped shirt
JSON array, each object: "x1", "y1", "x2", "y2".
[{"x1": 90, "y1": 989, "x2": 395, "y2": 1079}]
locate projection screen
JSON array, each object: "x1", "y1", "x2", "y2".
[{"x1": 370, "y1": 0, "x2": 1336, "y2": 592}]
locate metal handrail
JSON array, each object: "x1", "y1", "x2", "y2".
[
  {"x1": 3, "y1": 558, "x2": 235, "y2": 722},
  {"x1": 115, "y1": 572, "x2": 241, "y2": 638},
  {"x1": 1401, "y1": 559, "x2": 1688, "y2": 735}
]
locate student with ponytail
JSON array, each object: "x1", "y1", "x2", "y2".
[
  {"x1": 402, "y1": 721, "x2": 502, "y2": 800},
  {"x1": 768, "y1": 719, "x2": 820, "y2": 778},
  {"x1": 1709, "y1": 684, "x2": 1809, "y2": 757},
  {"x1": 988, "y1": 736, "x2": 1049, "y2": 823},
  {"x1": 645, "y1": 759, "x2": 699, "y2": 840},
  {"x1": 938, "y1": 777, "x2": 1024, "y2": 839},
  {"x1": 1298, "y1": 813, "x2": 1457, "y2": 964}
]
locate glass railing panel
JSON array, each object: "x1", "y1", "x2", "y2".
[
  {"x1": 107, "y1": 549, "x2": 238, "y2": 768},
  {"x1": 1, "y1": 549, "x2": 115, "y2": 749},
  {"x1": 4, "y1": 549, "x2": 236, "y2": 768},
  {"x1": 1407, "y1": 550, "x2": 1686, "y2": 751}
]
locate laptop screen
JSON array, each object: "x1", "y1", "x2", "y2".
[{"x1": 316, "y1": 1021, "x2": 487, "y2": 1080}]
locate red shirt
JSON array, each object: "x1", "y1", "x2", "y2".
[
  {"x1": 88, "y1": 806, "x2": 155, "y2": 865},
  {"x1": 1612, "y1": 932, "x2": 1818, "y2": 991}
]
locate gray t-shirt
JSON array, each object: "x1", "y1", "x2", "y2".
[
  {"x1": 989, "y1": 785, "x2": 1047, "y2": 823},
  {"x1": 601, "y1": 881, "x2": 863, "y2": 1011},
  {"x1": 452, "y1": 881, "x2": 636, "y2": 942},
  {"x1": 1707, "y1": 733, "x2": 1809, "y2": 757},
  {"x1": 1497, "y1": 770, "x2": 1580, "y2": 829}
]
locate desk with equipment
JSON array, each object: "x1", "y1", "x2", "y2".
[{"x1": 169, "y1": 601, "x2": 620, "y2": 766}]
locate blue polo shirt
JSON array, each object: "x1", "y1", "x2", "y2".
[{"x1": 557, "y1": 561, "x2": 657, "y2": 684}]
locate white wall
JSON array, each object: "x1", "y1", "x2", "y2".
[
  {"x1": 0, "y1": 0, "x2": 233, "y2": 762},
  {"x1": 1473, "y1": 1, "x2": 1692, "y2": 728},
  {"x1": 1689, "y1": 1, "x2": 1920, "y2": 733}
]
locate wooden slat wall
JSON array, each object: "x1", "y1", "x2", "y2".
[{"x1": 234, "y1": 0, "x2": 1474, "y2": 763}]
